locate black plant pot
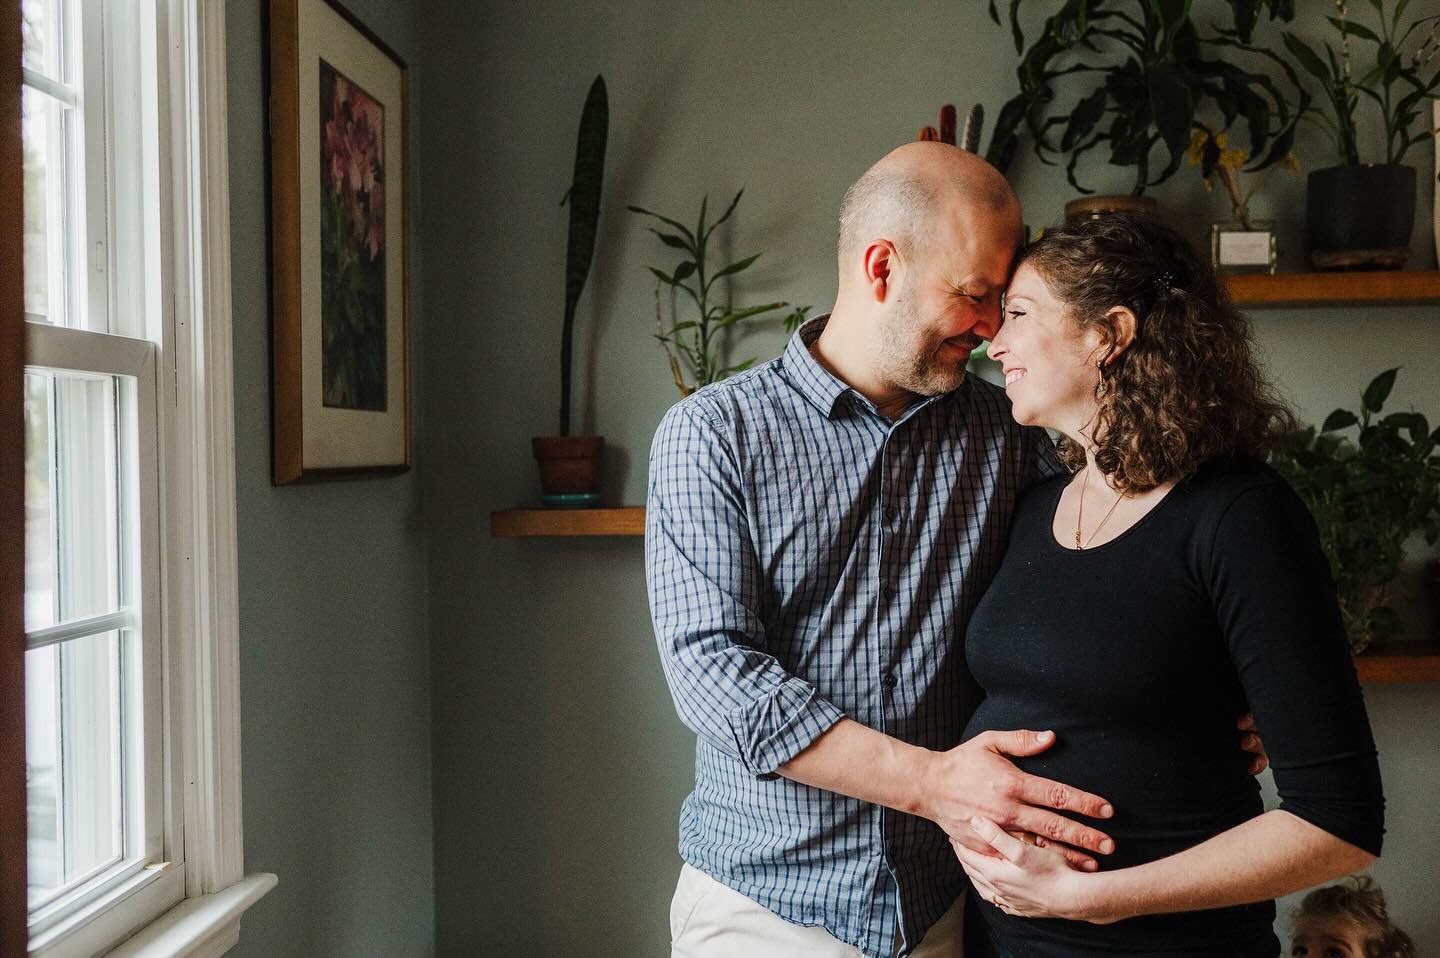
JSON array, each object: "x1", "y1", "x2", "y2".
[{"x1": 1305, "y1": 164, "x2": 1416, "y2": 270}]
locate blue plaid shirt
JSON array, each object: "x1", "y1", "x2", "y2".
[{"x1": 646, "y1": 316, "x2": 1061, "y2": 958}]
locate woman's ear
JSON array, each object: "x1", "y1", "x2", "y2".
[{"x1": 1101, "y1": 306, "x2": 1138, "y2": 366}]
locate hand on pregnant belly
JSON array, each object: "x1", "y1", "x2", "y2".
[{"x1": 955, "y1": 816, "x2": 1116, "y2": 924}]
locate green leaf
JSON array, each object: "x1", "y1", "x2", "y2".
[
  {"x1": 1326, "y1": 16, "x2": 1381, "y2": 43},
  {"x1": 647, "y1": 266, "x2": 675, "y2": 286},
  {"x1": 711, "y1": 253, "x2": 760, "y2": 282},
  {"x1": 706, "y1": 189, "x2": 744, "y2": 240},
  {"x1": 1363, "y1": 368, "x2": 1399, "y2": 413},
  {"x1": 627, "y1": 205, "x2": 697, "y2": 246},
  {"x1": 1323, "y1": 409, "x2": 1360, "y2": 432},
  {"x1": 648, "y1": 228, "x2": 690, "y2": 251},
  {"x1": 1283, "y1": 33, "x2": 1332, "y2": 83},
  {"x1": 673, "y1": 261, "x2": 697, "y2": 281},
  {"x1": 1061, "y1": 88, "x2": 1108, "y2": 152}
]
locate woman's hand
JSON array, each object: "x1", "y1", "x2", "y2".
[{"x1": 953, "y1": 816, "x2": 1119, "y2": 924}]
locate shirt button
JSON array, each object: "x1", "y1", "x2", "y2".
[
  {"x1": 884, "y1": 504, "x2": 899, "y2": 521},
  {"x1": 882, "y1": 583, "x2": 896, "y2": 598},
  {"x1": 882, "y1": 672, "x2": 898, "y2": 690}
]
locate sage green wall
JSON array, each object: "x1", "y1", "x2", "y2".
[
  {"x1": 227, "y1": 1, "x2": 434, "y2": 955},
  {"x1": 418, "y1": 1, "x2": 1440, "y2": 955}
]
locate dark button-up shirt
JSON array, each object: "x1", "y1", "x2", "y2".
[{"x1": 646, "y1": 316, "x2": 1060, "y2": 957}]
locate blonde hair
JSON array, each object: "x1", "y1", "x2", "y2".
[{"x1": 1292, "y1": 875, "x2": 1416, "y2": 958}]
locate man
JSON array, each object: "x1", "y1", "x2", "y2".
[{"x1": 645, "y1": 143, "x2": 1254, "y2": 957}]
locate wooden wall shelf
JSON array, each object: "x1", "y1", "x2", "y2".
[
  {"x1": 1353, "y1": 640, "x2": 1440, "y2": 684},
  {"x1": 490, "y1": 507, "x2": 645, "y2": 537},
  {"x1": 1226, "y1": 270, "x2": 1440, "y2": 308}
]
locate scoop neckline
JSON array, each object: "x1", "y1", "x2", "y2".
[{"x1": 1044, "y1": 471, "x2": 1183, "y2": 555}]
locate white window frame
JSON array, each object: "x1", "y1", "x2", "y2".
[{"x1": 24, "y1": 1, "x2": 275, "y2": 955}]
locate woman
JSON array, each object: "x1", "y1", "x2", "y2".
[{"x1": 956, "y1": 216, "x2": 1385, "y2": 957}]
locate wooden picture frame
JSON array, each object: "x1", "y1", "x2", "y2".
[{"x1": 268, "y1": 0, "x2": 410, "y2": 483}]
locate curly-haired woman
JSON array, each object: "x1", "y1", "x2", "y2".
[{"x1": 954, "y1": 216, "x2": 1386, "y2": 957}]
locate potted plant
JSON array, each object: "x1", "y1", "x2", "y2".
[
  {"x1": 981, "y1": 1, "x2": 1302, "y2": 221},
  {"x1": 1282, "y1": 2, "x2": 1440, "y2": 269},
  {"x1": 1185, "y1": 126, "x2": 1301, "y2": 273},
  {"x1": 1269, "y1": 369, "x2": 1440, "y2": 653},
  {"x1": 533, "y1": 74, "x2": 607, "y2": 508},
  {"x1": 628, "y1": 190, "x2": 809, "y2": 397}
]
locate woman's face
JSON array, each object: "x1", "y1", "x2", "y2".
[
  {"x1": 1290, "y1": 915, "x2": 1368, "y2": 958},
  {"x1": 988, "y1": 262, "x2": 1105, "y2": 436}
]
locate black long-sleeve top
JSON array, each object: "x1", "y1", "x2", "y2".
[{"x1": 961, "y1": 456, "x2": 1384, "y2": 957}]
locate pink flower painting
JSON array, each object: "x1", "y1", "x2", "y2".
[{"x1": 319, "y1": 60, "x2": 386, "y2": 410}]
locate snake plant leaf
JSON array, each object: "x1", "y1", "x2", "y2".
[{"x1": 558, "y1": 74, "x2": 608, "y2": 436}]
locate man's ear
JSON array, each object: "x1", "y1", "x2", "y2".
[
  {"x1": 1100, "y1": 305, "x2": 1137, "y2": 366},
  {"x1": 862, "y1": 239, "x2": 899, "y2": 303}
]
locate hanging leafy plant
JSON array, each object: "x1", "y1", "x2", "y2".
[{"x1": 981, "y1": 1, "x2": 1306, "y2": 195}]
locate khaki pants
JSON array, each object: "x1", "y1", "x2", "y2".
[{"x1": 669, "y1": 863, "x2": 965, "y2": 958}]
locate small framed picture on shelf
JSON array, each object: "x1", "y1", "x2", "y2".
[{"x1": 268, "y1": 0, "x2": 410, "y2": 484}]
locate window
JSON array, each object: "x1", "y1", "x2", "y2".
[{"x1": 21, "y1": 1, "x2": 272, "y2": 954}]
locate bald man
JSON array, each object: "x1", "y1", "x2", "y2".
[{"x1": 646, "y1": 144, "x2": 1114, "y2": 958}]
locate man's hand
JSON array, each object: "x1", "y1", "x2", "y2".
[
  {"x1": 1237, "y1": 713, "x2": 1268, "y2": 776},
  {"x1": 916, "y1": 729, "x2": 1115, "y2": 872}
]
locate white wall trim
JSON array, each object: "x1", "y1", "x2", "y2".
[
  {"x1": 163, "y1": 0, "x2": 253, "y2": 902},
  {"x1": 105, "y1": 873, "x2": 277, "y2": 958}
]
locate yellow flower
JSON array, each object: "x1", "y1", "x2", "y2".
[
  {"x1": 1219, "y1": 148, "x2": 1248, "y2": 170},
  {"x1": 1186, "y1": 129, "x2": 1208, "y2": 166},
  {"x1": 1282, "y1": 151, "x2": 1301, "y2": 172},
  {"x1": 1214, "y1": 131, "x2": 1230, "y2": 149}
]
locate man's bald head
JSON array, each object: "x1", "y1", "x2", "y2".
[{"x1": 836, "y1": 142, "x2": 1020, "y2": 269}]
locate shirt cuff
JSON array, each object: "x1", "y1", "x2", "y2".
[{"x1": 728, "y1": 678, "x2": 846, "y2": 779}]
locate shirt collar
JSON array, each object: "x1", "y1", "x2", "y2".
[
  {"x1": 781, "y1": 314, "x2": 962, "y2": 423},
  {"x1": 781, "y1": 315, "x2": 852, "y2": 420}
]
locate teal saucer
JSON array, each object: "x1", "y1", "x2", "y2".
[{"x1": 542, "y1": 492, "x2": 601, "y2": 509}]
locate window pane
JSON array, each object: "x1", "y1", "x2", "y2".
[
  {"x1": 25, "y1": 630, "x2": 125, "y2": 908},
  {"x1": 23, "y1": 369, "x2": 120, "y2": 630},
  {"x1": 21, "y1": 85, "x2": 63, "y2": 326},
  {"x1": 23, "y1": 373, "x2": 56, "y2": 631},
  {"x1": 20, "y1": 0, "x2": 65, "y2": 83}
]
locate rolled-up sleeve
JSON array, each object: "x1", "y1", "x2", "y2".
[
  {"x1": 646, "y1": 400, "x2": 845, "y2": 778},
  {"x1": 1206, "y1": 481, "x2": 1385, "y2": 856}
]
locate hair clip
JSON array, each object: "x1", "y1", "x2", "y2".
[{"x1": 1153, "y1": 270, "x2": 1178, "y2": 294}]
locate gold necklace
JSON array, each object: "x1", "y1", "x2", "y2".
[{"x1": 1075, "y1": 466, "x2": 1128, "y2": 550}]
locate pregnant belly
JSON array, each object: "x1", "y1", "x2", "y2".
[{"x1": 965, "y1": 705, "x2": 1263, "y2": 871}]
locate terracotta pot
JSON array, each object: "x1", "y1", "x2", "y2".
[
  {"x1": 1063, "y1": 194, "x2": 1157, "y2": 224},
  {"x1": 531, "y1": 435, "x2": 604, "y2": 496}
]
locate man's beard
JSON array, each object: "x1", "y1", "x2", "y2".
[{"x1": 876, "y1": 296, "x2": 973, "y2": 397}]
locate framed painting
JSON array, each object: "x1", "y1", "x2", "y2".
[{"x1": 269, "y1": 0, "x2": 409, "y2": 483}]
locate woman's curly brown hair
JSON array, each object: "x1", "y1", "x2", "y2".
[
  {"x1": 1292, "y1": 875, "x2": 1417, "y2": 958},
  {"x1": 1019, "y1": 215, "x2": 1296, "y2": 492}
]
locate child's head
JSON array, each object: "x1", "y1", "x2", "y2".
[{"x1": 1290, "y1": 875, "x2": 1416, "y2": 958}]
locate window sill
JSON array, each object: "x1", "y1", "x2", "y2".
[{"x1": 105, "y1": 873, "x2": 277, "y2": 958}]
